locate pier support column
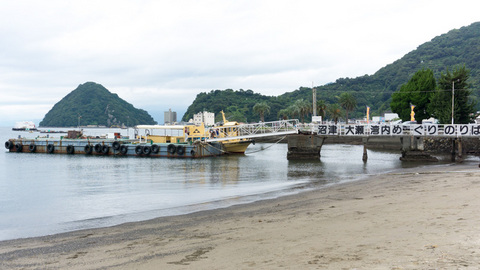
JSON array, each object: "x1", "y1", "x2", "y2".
[
  {"x1": 400, "y1": 136, "x2": 438, "y2": 162},
  {"x1": 456, "y1": 138, "x2": 463, "y2": 162},
  {"x1": 451, "y1": 138, "x2": 456, "y2": 162},
  {"x1": 362, "y1": 137, "x2": 368, "y2": 162},
  {"x1": 287, "y1": 134, "x2": 325, "y2": 160}
]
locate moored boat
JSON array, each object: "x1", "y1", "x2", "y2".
[
  {"x1": 220, "y1": 139, "x2": 252, "y2": 153},
  {"x1": 12, "y1": 121, "x2": 37, "y2": 131},
  {"x1": 135, "y1": 111, "x2": 253, "y2": 154},
  {"x1": 213, "y1": 110, "x2": 254, "y2": 153}
]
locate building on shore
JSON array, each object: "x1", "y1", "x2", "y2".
[
  {"x1": 193, "y1": 111, "x2": 215, "y2": 126},
  {"x1": 164, "y1": 108, "x2": 177, "y2": 125}
]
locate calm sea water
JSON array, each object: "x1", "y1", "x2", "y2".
[{"x1": 0, "y1": 127, "x2": 464, "y2": 241}]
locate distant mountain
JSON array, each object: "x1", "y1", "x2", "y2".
[
  {"x1": 183, "y1": 21, "x2": 480, "y2": 122},
  {"x1": 39, "y1": 82, "x2": 156, "y2": 127}
]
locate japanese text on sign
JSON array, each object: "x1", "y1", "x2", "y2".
[{"x1": 316, "y1": 124, "x2": 480, "y2": 137}]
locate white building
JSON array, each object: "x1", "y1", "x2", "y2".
[
  {"x1": 193, "y1": 111, "x2": 215, "y2": 126},
  {"x1": 384, "y1": 112, "x2": 399, "y2": 122},
  {"x1": 372, "y1": 116, "x2": 384, "y2": 123}
]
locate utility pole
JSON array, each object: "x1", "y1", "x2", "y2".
[
  {"x1": 312, "y1": 82, "x2": 317, "y2": 117},
  {"x1": 77, "y1": 114, "x2": 81, "y2": 129},
  {"x1": 451, "y1": 80, "x2": 455, "y2": 125}
]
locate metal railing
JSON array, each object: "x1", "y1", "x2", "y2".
[{"x1": 206, "y1": 119, "x2": 299, "y2": 142}]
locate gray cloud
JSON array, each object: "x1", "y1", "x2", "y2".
[{"x1": 0, "y1": 0, "x2": 478, "y2": 125}]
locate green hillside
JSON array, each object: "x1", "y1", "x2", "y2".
[
  {"x1": 182, "y1": 21, "x2": 480, "y2": 122},
  {"x1": 181, "y1": 89, "x2": 282, "y2": 123},
  {"x1": 39, "y1": 82, "x2": 156, "y2": 127}
]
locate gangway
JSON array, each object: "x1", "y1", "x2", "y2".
[{"x1": 206, "y1": 119, "x2": 299, "y2": 142}]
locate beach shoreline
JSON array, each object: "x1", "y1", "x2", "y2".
[{"x1": 1, "y1": 162, "x2": 480, "y2": 269}]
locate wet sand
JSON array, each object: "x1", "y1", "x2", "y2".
[{"x1": 1, "y1": 163, "x2": 480, "y2": 269}]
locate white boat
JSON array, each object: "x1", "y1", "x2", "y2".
[{"x1": 12, "y1": 121, "x2": 37, "y2": 131}]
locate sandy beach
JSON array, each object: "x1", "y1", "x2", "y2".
[{"x1": 1, "y1": 163, "x2": 480, "y2": 269}]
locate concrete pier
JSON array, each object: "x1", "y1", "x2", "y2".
[
  {"x1": 400, "y1": 136, "x2": 438, "y2": 162},
  {"x1": 287, "y1": 134, "x2": 325, "y2": 160}
]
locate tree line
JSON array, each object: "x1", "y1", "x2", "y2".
[
  {"x1": 252, "y1": 92, "x2": 357, "y2": 124},
  {"x1": 182, "y1": 86, "x2": 365, "y2": 124},
  {"x1": 390, "y1": 65, "x2": 476, "y2": 124},
  {"x1": 252, "y1": 66, "x2": 477, "y2": 125}
]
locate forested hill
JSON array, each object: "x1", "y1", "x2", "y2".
[
  {"x1": 182, "y1": 21, "x2": 480, "y2": 122},
  {"x1": 39, "y1": 82, "x2": 156, "y2": 127}
]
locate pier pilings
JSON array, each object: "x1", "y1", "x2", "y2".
[
  {"x1": 287, "y1": 134, "x2": 325, "y2": 160},
  {"x1": 452, "y1": 138, "x2": 463, "y2": 162},
  {"x1": 400, "y1": 136, "x2": 438, "y2": 162},
  {"x1": 362, "y1": 137, "x2": 368, "y2": 162}
]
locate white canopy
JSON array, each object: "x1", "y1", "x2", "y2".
[{"x1": 136, "y1": 125, "x2": 185, "y2": 130}]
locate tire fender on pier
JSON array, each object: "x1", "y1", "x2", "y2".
[
  {"x1": 47, "y1": 144, "x2": 55, "y2": 153},
  {"x1": 112, "y1": 141, "x2": 121, "y2": 151},
  {"x1": 101, "y1": 145, "x2": 110, "y2": 154},
  {"x1": 94, "y1": 144, "x2": 102, "y2": 153},
  {"x1": 5, "y1": 141, "x2": 13, "y2": 150},
  {"x1": 135, "y1": 145, "x2": 143, "y2": 155},
  {"x1": 84, "y1": 144, "x2": 93, "y2": 154},
  {"x1": 67, "y1": 145, "x2": 75, "y2": 154},
  {"x1": 29, "y1": 143, "x2": 36, "y2": 152},
  {"x1": 120, "y1": 145, "x2": 128, "y2": 155},
  {"x1": 15, "y1": 143, "x2": 22, "y2": 152},
  {"x1": 151, "y1": 144, "x2": 160, "y2": 154},
  {"x1": 167, "y1": 144, "x2": 176, "y2": 154},
  {"x1": 143, "y1": 145, "x2": 152, "y2": 155},
  {"x1": 177, "y1": 146, "x2": 185, "y2": 155}
]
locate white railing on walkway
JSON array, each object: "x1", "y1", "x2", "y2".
[{"x1": 206, "y1": 119, "x2": 299, "y2": 142}]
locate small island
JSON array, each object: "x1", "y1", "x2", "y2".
[{"x1": 39, "y1": 82, "x2": 156, "y2": 127}]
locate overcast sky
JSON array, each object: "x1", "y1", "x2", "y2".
[{"x1": 1, "y1": 0, "x2": 479, "y2": 126}]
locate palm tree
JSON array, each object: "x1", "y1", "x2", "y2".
[
  {"x1": 328, "y1": 103, "x2": 343, "y2": 124},
  {"x1": 277, "y1": 108, "x2": 290, "y2": 120},
  {"x1": 293, "y1": 99, "x2": 311, "y2": 123},
  {"x1": 316, "y1": 99, "x2": 327, "y2": 122},
  {"x1": 339, "y1": 92, "x2": 357, "y2": 124},
  {"x1": 253, "y1": 102, "x2": 271, "y2": 122},
  {"x1": 287, "y1": 104, "x2": 299, "y2": 119}
]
